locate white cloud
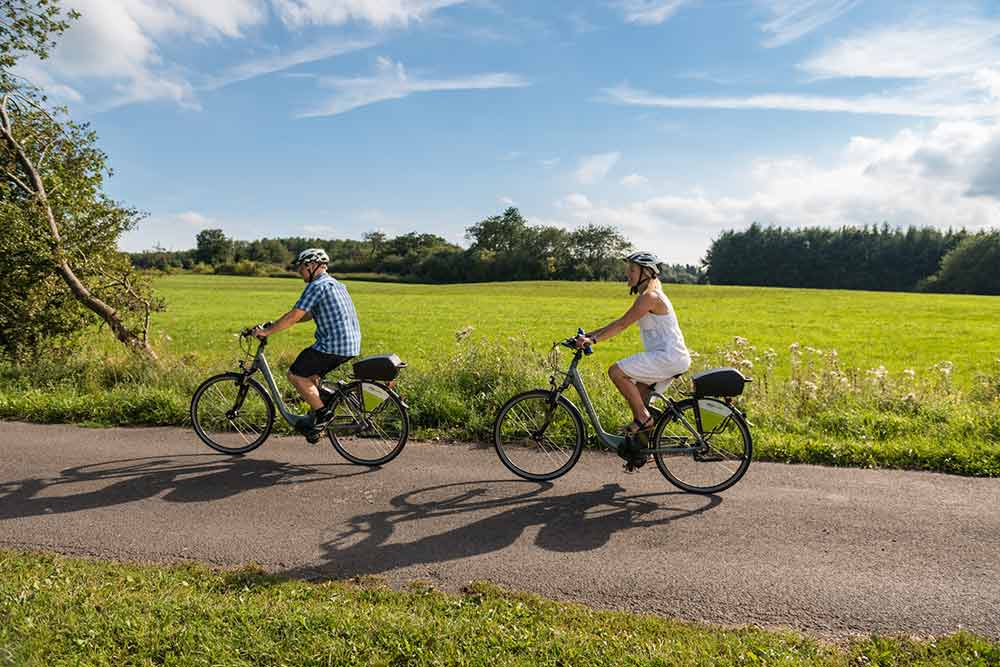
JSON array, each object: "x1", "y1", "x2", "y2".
[
  {"x1": 602, "y1": 84, "x2": 998, "y2": 118},
  {"x1": 614, "y1": 0, "x2": 691, "y2": 25},
  {"x1": 557, "y1": 193, "x2": 594, "y2": 210},
  {"x1": 539, "y1": 157, "x2": 561, "y2": 168},
  {"x1": 176, "y1": 211, "x2": 217, "y2": 227},
  {"x1": 272, "y1": 0, "x2": 469, "y2": 27},
  {"x1": 303, "y1": 224, "x2": 338, "y2": 235},
  {"x1": 555, "y1": 120, "x2": 1000, "y2": 263},
  {"x1": 574, "y1": 152, "x2": 621, "y2": 184},
  {"x1": 206, "y1": 39, "x2": 377, "y2": 89},
  {"x1": 21, "y1": 0, "x2": 470, "y2": 109},
  {"x1": 16, "y1": 0, "x2": 269, "y2": 109},
  {"x1": 621, "y1": 173, "x2": 648, "y2": 187},
  {"x1": 119, "y1": 209, "x2": 218, "y2": 251},
  {"x1": 757, "y1": 0, "x2": 861, "y2": 47},
  {"x1": 801, "y1": 19, "x2": 1000, "y2": 80},
  {"x1": 603, "y1": 12, "x2": 1000, "y2": 120},
  {"x1": 499, "y1": 196, "x2": 516, "y2": 205},
  {"x1": 298, "y1": 56, "x2": 529, "y2": 117}
]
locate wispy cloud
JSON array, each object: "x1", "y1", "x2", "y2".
[
  {"x1": 601, "y1": 84, "x2": 998, "y2": 118},
  {"x1": 801, "y1": 19, "x2": 1000, "y2": 80},
  {"x1": 205, "y1": 39, "x2": 377, "y2": 90},
  {"x1": 614, "y1": 0, "x2": 693, "y2": 25},
  {"x1": 757, "y1": 0, "x2": 861, "y2": 47},
  {"x1": 621, "y1": 173, "x2": 648, "y2": 187},
  {"x1": 602, "y1": 11, "x2": 1000, "y2": 120},
  {"x1": 272, "y1": 0, "x2": 470, "y2": 28},
  {"x1": 574, "y1": 152, "x2": 621, "y2": 184},
  {"x1": 298, "y1": 56, "x2": 529, "y2": 118}
]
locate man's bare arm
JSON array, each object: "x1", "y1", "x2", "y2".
[{"x1": 257, "y1": 308, "x2": 308, "y2": 337}]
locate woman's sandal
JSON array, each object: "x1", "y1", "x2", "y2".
[{"x1": 621, "y1": 415, "x2": 655, "y2": 435}]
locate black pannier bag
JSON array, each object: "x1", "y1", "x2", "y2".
[
  {"x1": 691, "y1": 367, "x2": 750, "y2": 397},
  {"x1": 352, "y1": 354, "x2": 407, "y2": 381}
]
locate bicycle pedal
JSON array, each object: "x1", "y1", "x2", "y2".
[{"x1": 305, "y1": 430, "x2": 324, "y2": 444}]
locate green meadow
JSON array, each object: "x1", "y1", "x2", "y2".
[
  {"x1": 2, "y1": 274, "x2": 999, "y2": 475},
  {"x1": 104, "y1": 274, "x2": 1000, "y2": 381}
]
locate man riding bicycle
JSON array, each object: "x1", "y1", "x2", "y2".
[{"x1": 254, "y1": 248, "x2": 361, "y2": 439}]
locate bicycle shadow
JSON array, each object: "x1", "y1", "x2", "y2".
[
  {"x1": 0, "y1": 454, "x2": 371, "y2": 521},
  {"x1": 285, "y1": 480, "x2": 722, "y2": 581}
]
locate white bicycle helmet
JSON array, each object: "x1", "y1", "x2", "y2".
[
  {"x1": 625, "y1": 250, "x2": 660, "y2": 275},
  {"x1": 294, "y1": 248, "x2": 330, "y2": 267}
]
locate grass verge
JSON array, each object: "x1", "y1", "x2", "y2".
[{"x1": 1, "y1": 549, "x2": 996, "y2": 666}]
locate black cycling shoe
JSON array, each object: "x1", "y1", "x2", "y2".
[{"x1": 305, "y1": 406, "x2": 335, "y2": 444}]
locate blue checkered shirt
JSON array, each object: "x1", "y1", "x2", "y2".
[{"x1": 294, "y1": 273, "x2": 361, "y2": 356}]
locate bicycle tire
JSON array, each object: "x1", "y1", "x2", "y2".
[
  {"x1": 652, "y1": 397, "x2": 752, "y2": 494},
  {"x1": 493, "y1": 390, "x2": 585, "y2": 482},
  {"x1": 190, "y1": 373, "x2": 275, "y2": 455},
  {"x1": 326, "y1": 380, "x2": 409, "y2": 466}
]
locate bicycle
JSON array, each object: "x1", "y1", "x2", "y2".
[
  {"x1": 190, "y1": 324, "x2": 410, "y2": 466},
  {"x1": 492, "y1": 329, "x2": 753, "y2": 494}
]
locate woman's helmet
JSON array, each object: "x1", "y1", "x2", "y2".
[
  {"x1": 624, "y1": 251, "x2": 660, "y2": 275},
  {"x1": 294, "y1": 248, "x2": 330, "y2": 267}
]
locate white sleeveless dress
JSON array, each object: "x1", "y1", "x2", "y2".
[{"x1": 616, "y1": 297, "x2": 691, "y2": 386}]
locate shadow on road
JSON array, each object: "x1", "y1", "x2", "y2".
[
  {"x1": 0, "y1": 454, "x2": 371, "y2": 520},
  {"x1": 286, "y1": 480, "x2": 721, "y2": 580}
]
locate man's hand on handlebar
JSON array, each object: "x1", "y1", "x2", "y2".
[
  {"x1": 240, "y1": 322, "x2": 273, "y2": 339},
  {"x1": 573, "y1": 335, "x2": 595, "y2": 350}
]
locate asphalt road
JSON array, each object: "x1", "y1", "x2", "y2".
[{"x1": 1, "y1": 421, "x2": 997, "y2": 638}]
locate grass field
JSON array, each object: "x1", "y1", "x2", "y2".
[
  {"x1": 2, "y1": 550, "x2": 996, "y2": 666},
  {"x1": 2, "y1": 274, "x2": 999, "y2": 475},
  {"x1": 106, "y1": 274, "x2": 1000, "y2": 384}
]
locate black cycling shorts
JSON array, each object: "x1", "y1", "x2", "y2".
[{"x1": 289, "y1": 347, "x2": 353, "y2": 378}]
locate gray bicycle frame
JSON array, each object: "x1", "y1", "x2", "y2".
[
  {"x1": 246, "y1": 342, "x2": 302, "y2": 425},
  {"x1": 555, "y1": 348, "x2": 707, "y2": 455},
  {"x1": 242, "y1": 338, "x2": 358, "y2": 429}
]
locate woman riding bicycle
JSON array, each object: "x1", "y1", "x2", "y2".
[{"x1": 575, "y1": 251, "x2": 691, "y2": 435}]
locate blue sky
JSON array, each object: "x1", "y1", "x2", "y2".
[{"x1": 17, "y1": 0, "x2": 1000, "y2": 264}]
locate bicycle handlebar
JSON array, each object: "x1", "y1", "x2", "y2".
[
  {"x1": 239, "y1": 321, "x2": 274, "y2": 338},
  {"x1": 559, "y1": 327, "x2": 593, "y2": 355}
]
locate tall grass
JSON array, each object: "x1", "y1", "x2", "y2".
[{"x1": 2, "y1": 329, "x2": 998, "y2": 475}]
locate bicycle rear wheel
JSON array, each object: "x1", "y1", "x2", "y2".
[
  {"x1": 190, "y1": 373, "x2": 274, "y2": 455},
  {"x1": 326, "y1": 381, "x2": 409, "y2": 466},
  {"x1": 652, "y1": 397, "x2": 752, "y2": 494},
  {"x1": 493, "y1": 390, "x2": 584, "y2": 481}
]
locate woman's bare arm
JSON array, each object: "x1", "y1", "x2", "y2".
[{"x1": 582, "y1": 292, "x2": 658, "y2": 344}]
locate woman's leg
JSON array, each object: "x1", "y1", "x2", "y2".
[{"x1": 608, "y1": 364, "x2": 651, "y2": 426}]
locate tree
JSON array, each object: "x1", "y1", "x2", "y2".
[
  {"x1": 363, "y1": 230, "x2": 386, "y2": 259},
  {"x1": 925, "y1": 232, "x2": 1000, "y2": 295},
  {"x1": 195, "y1": 228, "x2": 233, "y2": 265},
  {"x1": 0, "y1": 1, "x2": 160, "y2": 359},
  {"x1": 1, "y1": 1, "x2": 78, "y2": 90},
  {"x1": 466, "y1": 207, "x2": 529, "y2": 253}
]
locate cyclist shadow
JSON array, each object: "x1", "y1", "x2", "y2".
[
  {"x1": 287, "y1": 481, "x2": 722, "y2": 580},
  {"x1": 0, "y1": 454, "x2": 370, "y2": 521}
]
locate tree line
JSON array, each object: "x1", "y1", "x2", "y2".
[
  {"x1": 702, "y1": 223, "x2": 1000, "y2": 295},
  {"x1": 130, "y1": 207, "x2": 706, "y2": 285}
]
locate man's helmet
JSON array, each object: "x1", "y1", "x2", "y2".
[
  {"x1": 294, "y1": 248, "x2": 330, "y2": 267},
  {"x1": 624, "y1": 251, "x2": 660, "y2": 276}
]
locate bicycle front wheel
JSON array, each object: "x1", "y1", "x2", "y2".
[
  {"x1": 493, "y1": 390, "x2": 584, "y2": 481},
  {"x1": 190, "y1": 373, "x2": 275, "y2": 455},
  {"x1": 326, "y1": 381, "x2": 409, "y2": 466},
  {"x1": 652, "y1": 397, "x2": 752, "y2": 494}
]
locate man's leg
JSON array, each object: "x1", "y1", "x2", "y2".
[{"x1": 287, "y1": 370, "x2": 323, "y2": 410}]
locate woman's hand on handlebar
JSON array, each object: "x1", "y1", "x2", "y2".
[{"x1": 573, "y1": 334, "x2": 595, "y2": 350}]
